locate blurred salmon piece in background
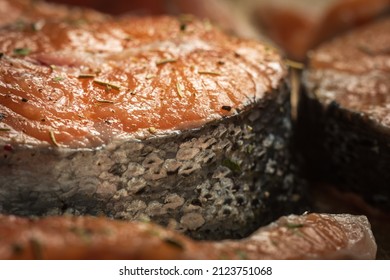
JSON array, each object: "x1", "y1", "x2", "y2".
[
  {"x1": 46, "y1": 0, "x2": 390, "y2": 61},
  {"x1": 253, "y1": 0, "x2": 390, "y2": 60}
]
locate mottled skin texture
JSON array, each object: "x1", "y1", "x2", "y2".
[
  {"x1": 299, "y1": 18, "x2": 390, "y2": 210},
  {"x1": 0, "y1": 213, "x2": 377, "y2": 260},
  {"x1": 1, "y1": 85, "x2": 304, "y2": 239},
  {"x1": 0, "y1": 15, "x2": 304, "y2": 239}
]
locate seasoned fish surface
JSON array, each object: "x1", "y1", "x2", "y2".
[
  {"x1": 299, "y1": 18, "x2": 390, "y2": 210},
  {"x1": 0, "y1": 13, "x2": 304, "y2": 239},
  {"x1": 0, "y1": 213, "x2": 377, "y2": 260}
]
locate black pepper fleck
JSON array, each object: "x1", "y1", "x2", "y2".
[
  {"x1": 163, "y1": 238, "x2": 184, "y2": 250},
  {"x1": 180, "y1": 23, "x2": 187, "y2": 31},
  {"x1": 21, "y1": 98, "x2": 28, "y2": 103},
  {"x1": 221, "y1": 105, "x2": 232, "y2": 112}
]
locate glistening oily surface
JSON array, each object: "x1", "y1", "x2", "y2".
[
  {"x1": 305, "y1": 17, "x2": 390, "y2": 128},
  {"x1": 0, "y1": 15, "x2": 284, "y2": 148},
  {"x1": 0, "y1": 0, "x2": 107, "y2": 28},
  {"x1": 0, "y1": 12, "x2": 301, "y2": 240},
  {"x1": 0, "y1": 213, "x2": 377, "y2": 260}
]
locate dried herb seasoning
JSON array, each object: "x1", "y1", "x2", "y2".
[
  {"x1": 93, "y1": 79, "x2": 121, "y2": 90},
  {"x1": 13, "y1": 48, "x2": 31, "y2": 56},
  {"x1": 285, "y1": 59, "x2": 304, "y2": 70},
  {"x1": 156, "y1": 58, "x2": 177, "y2": 66},
  {"x1": 49, "y1": 130, "x2": 60, "y2": 147},
  {"x1": 163, "y1": 238, "x2": 184, "y2": 250},
  {"x1": 176, "y1": 82, "x2": 184, "y2": 98},
  {"x1": 198, "y1": 70, "x2": 221, "y2": 76},
  {"x1": 78, "y1": 74, "x2": 95, "y2": 79}
]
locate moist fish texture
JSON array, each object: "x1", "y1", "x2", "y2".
[
  {"x1": 298, "y1": 17, "x2": 390, "y2": 211},
  {"x1": 0, "y1": 213, "x2": 377, "y2": 260},
  {"x1": 254, "y1": 0, "x2": 389, "y2": 60},
  {"x1": 0, "y1": 13, "x2": 305, "y2": 239},
  {"x1": 0, "y1": 0, "x2": 108, "y2": 28}
]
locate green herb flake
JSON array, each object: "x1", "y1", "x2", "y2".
[
  {"x1": 77, "y1": 74, "x2": 95, "y2": 79},
  {"x1": 0, "y1": 128, "x2": 11, "y2": 132},
  {"x1": 53, "y1": 76, "x2": 64, "y2": 82},
  {"x1": 178, "y1": 14, "x2": 195, "y2": 23},
  {"x1": 70, "y1": 226, "x2": 93, "y2": 243},
  {"x1": 285, "y1": 59, "x2": 304, "y2": 70},
  {"x1": 0, "y1": 52, "x2": 4, "y2": 59},
  {"x1": 176, "y1": 82, "x2": 184, "y2": 98},
  {"x1": 93, "y1": 79, "x2": 121, "y2": 91},
  {"x1": 13, "y1": 48, "x2": 31, "y2": 56},
  {"x1": 219, "y1": 253, "x2": 229, "y2": 260},
  {"x1": 198, "y1": 70, "x2": 221, "y2": 76},
  {"x1": 146, "y1": 229, "x2": 160, "y2": 237},
  {"x1": 180, "y1": 23, "x2": 187, "y2": 31},
  {"x1": 156, "y1": 58, "x2": 177, "y2": 66},
  {"x1": 14, "y1": 20, "x2": 26, "y2": 30},
  {"x1": 30, "y1": 238, "x2": 43, "y2": 260},
  {"x1": 95, "y1": 98, "x2": 115, "y2": 104},
  {"x1": 49, "y1": 130, "x2": 60, "y2": 147},
  {"x1": 235, "y1": 249, "x2": 248, "y2": 260},
  {"x1": 222, "y1": 158, "x2": 241, "y2": 173},
  {"x1": 285, "y1": 223, "x2": 304, "y2": 229},
  {"x1": 178, "y1": 14, "x2": 194, "y2": 31},
  {"x1": 163, "y1": 238, "x2": 184, "y2": 250}
]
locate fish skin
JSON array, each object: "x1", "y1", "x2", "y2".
[
  {"x1": 298, "y1": 18, "x2": 390, "y2": 211},
  {"x1": 0, "y1": 11, "x2": 303, "y2": 238}
]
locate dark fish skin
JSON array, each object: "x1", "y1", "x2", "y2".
[
  {"x1": 298, "y1": 18, "x2": 390, "y2": 211},
  {"x1": 0, "y1": 213, "x2": 377, "y2": 260}
]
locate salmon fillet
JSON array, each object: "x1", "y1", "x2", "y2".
[
  {"x1": 0, "y1": 15, "x2": 283, "y2": 148},
  {"x1": 0, "y1": 213, "x2": 377, "y2": 260},
  {"x1": 298, "y1": 18, "x2": 390, "y2": 210}
]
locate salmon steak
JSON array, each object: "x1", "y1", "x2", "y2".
[
  {"x1": 0, "y1": 213, "x2": 377, "y2": 260},
  {"x1": 298, "y1": 17, "x2": 390, "y2": 211},
  {"x1": 0, "y1": 0, "x2": 306, "y2": 239}
]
